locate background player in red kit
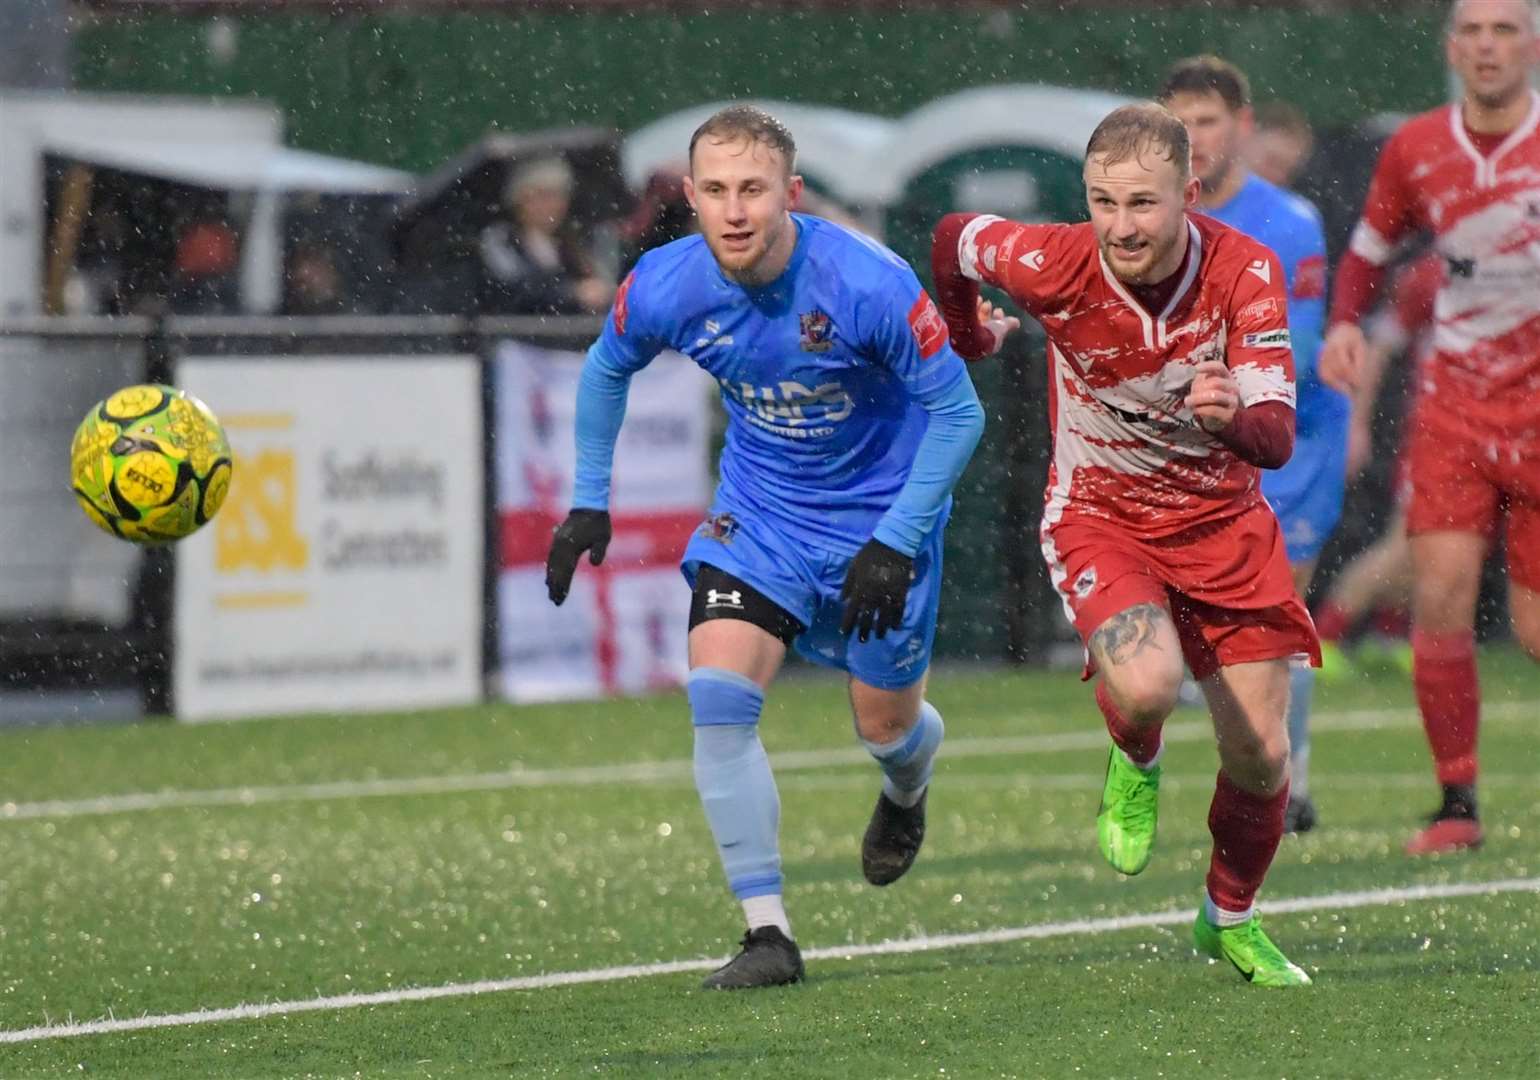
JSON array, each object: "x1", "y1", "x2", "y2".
[
  {"x1": 1320, "y1": 0, "x2": 1540, "y2": 856},
  {"x1": 1314, "y1": 253, "x2": 1444, "y2": 682},
  {"x1": 932, "y1": 103, "x2": 1318, "y2": 986}
]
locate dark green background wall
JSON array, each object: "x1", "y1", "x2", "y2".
[
  {"x1": 77, "y1": 5, "x2": 1451, "y2": 172},
  {"x1": 72, "y1": 4, "x2": 1453, "y2": 662}
]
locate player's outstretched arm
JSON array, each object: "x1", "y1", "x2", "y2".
[
  {"x1": 930, "y1": 213, "x2": 1037, "y2": 360},
  {"x1": 544, "y1": 342, "x2": 636, "y2": 605},
  {"x1": 841, "y1": 276, "x2": 987, "y2": 639},
  {"x1": 546, "y1": 509, "x2": 612, "y2": 605},
  {"x1": 1322, "y1": 129, "x2": 1417, "y2": 393}
]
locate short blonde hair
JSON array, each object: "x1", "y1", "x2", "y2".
[
  {"x1": 1085, "y1": 102, "x2": 1192, "y2": 180},
  {"x1": 688, "y1": 104, "x2": 798, "y2": 175}
]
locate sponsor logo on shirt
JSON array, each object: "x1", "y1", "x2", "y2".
[
  {"x1": 907, "y1": 292, "x2": 949, "y2": 359},
  {"x1": 1445, "y1": 255, "x2": 1477, "y2": 279},
  {"x1": 705, "y1": 588, "x2": 744, "y2": 610},
  {"x1": 613, "y1": 271, "x2": 635, "y2": 335},
  {"x1": 1240, "y1": 297, "x2": 1281, "y2": 324},
  {"x1": 799, "y1": 309, "x2": 835, "y2": 352},
  {"x1": 1242, "y1": 329, "x2": 1292, "y2": 350},
  {"x1": 717, "y1": 378, "x2": 853, "y2": 436},
  {"x1": 1292, "y1": 254, "x2": 1326, "y2": 300},
  {"x1": 697, "y1": 512, "x2": 739, "y2": 544},
  {"x1": 1246, "y1": 259, "x2": 1272, "y2": 285},
  {"x1": 1019, "y1": 249, "x2": 1046, "y2": 272}
]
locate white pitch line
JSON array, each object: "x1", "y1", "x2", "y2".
[
  {"x1": 1, "y1": 701, "x2": 1531, "y2": 823},
  {"x1": 2, "y1": 875, "x2": 1536, "y2": 1046}
]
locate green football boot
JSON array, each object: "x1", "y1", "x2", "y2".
[
  {"x1": 1193, "y1": 911, "x2": 1312, "y2": 986},
  {"x1": 1095, "y1": 744, "x2": 1160, "y2": 875}
]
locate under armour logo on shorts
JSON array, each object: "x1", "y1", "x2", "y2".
[{"x1": 706, "y1": 589, "x2": 744, "y2": 609}]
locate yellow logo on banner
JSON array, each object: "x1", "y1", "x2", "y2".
[{"x1": 215, "y1": 449, "x2": 309, "y2": 572}]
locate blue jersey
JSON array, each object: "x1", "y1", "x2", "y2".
[
  {"x1": 591, "y1": 213, "x2": 974, "y2": 557},
  {"x1": 1202, "y1": 174, "x2": 1348, "y2": 435}
]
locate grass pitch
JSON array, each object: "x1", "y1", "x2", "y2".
[{"x1": 2, "y1": 650, "x2": 1538, "y2": 1078}]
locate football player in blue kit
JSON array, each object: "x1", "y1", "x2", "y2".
[
  {"x1": 544, "y1": 105, "x2": 993, "y2": 989},
  {"x1": 1160, "y1": 57, "x2": 1346, "y2": 833}
]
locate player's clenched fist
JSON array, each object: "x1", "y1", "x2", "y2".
[
  {"x1": 1185, "y1": 360, "x2": 1241, "y2": 434},
  {"x1": 1318, "y1": 323, "x2": 1366, "y2": 393},
  {"x1": 545, "y1": 509, "x2": 612, "y2": 605}
]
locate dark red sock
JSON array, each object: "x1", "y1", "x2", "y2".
[
  {"x1": 1097, "y1": 682, "x2": 1162, "y2": 766},
  {"x1": 1412, "y1": 629, "x2": 1479, "y2": 786},
  {"x1": 1313, "y1": 600, "x2": 1353, "y2": 643},
  {"x1": 1370, "y1": 606, "x2": 1411, "y2": 639},
  {"x1": 1206, "y1": 772, "x2": 1289, "y2": 913}
]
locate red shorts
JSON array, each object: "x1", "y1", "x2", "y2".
[
  {"x1": 1404, "y1": 401, "x2": 1540, "y2": 590},
  {"x1": 1044, "y1": 505, "x2": 1320, "y2": 682}
]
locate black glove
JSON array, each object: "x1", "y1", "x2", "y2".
[
  {"x1": 545, "y1": 509, "x2": 612, "y2": 605},
  {"x1": 840, "y1": 538, "x2": 915, "y2": 643}
]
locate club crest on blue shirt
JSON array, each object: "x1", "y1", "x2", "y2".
[
  {"x1": 799, "y1": 310, "x2": 834, "y2": 352},
  {"x1": 697, "y1": 512, "x2": 739, "y2": 543}
]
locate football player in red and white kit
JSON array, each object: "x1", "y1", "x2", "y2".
[
  {"x1": 1320, "y1": 0, "x2": 1540, "y2": 856},
  {"x1": 1313, "y1": 253, "x2": 1443, "y2": 681},
  {"x1": 932, "y1": 103, "x2": 1317, "y2": 986}
]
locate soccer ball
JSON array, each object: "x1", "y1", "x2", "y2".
[{"x1": 70, "y1": 384, "x2": 233, "y2": 544}]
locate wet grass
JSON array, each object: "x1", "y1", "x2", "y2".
[{"x1": 1, "y1": 649, "x2": 1537, "y2": 1077}]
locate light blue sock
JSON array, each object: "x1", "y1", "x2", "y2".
[
  {"x1": 859, "y1": 700, "x2": 944, "y2": 808},
  {"x1": 1287, "y1": 663, "x2": 1314, "y2": 797},
  {"x1": 688, "y1": 667, "x2": 782, "y2": 901}
]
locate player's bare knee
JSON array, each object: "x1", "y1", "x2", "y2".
[
  {"x1": 1221, "y1": 727, "x2": 1289, "y2": 791},
  {"x1": 1107, "y1": 667, "x2": 1182, "y2": 726},
  {"x1": 853, "y1": 707, "x2": 911, "y2": 744},
  {"x1": 849, "y1": 680, "x2": 925, "y2": 743}
]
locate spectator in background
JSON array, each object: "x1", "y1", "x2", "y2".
[
  {"x1": 166, "y1": 214, "x2": 241, "y2": 314},
  {"x1": 1313, "y1": 252, "x2": 1443, "y2": 683},
  {"x1": 619, "y1": 167, "x2": 695, "y2": 277},
  {"x1": 282, "y1": 239, "x2": 348, "y2": 315},
  {"x1": 478, "y1": 155, "x2": 612, "y2": 315},
  {"x1": 1246, "y1": 101, "x2": 1316, "y2": 190}
]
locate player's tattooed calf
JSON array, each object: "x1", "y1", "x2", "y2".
[{"x1": 1090, "y1": 602, "x2": 1167, "y2": 667}]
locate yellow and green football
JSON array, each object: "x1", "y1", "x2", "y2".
[{"x1": 70, "y1": 384, "x2": 233, "y2": 545}]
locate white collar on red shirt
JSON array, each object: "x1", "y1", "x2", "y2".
[
  {"x1": 1097, "y1": 218, "x2": 1203, "y2": 350},
  {"x1": 1450, "y1": 89, "x2": 1540, "y2": 188}
]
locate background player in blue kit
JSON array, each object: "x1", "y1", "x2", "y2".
[
  {"x1": 1161, "y1": 57, "x2": 1347, "y2": 834},
  {"x1": 543, "y1": 106, "x2": 990, "y2": 989}
]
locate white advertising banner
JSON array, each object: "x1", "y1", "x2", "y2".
[
  {"x1": 173, "y1": 356, "x2": 483, "y2": 722},
  {"x1": 496, "y1": 341, "x2": 710, "y2": 702}
]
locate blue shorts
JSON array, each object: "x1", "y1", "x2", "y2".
[
  {"x1": 1262, "y1": 425, "x2": 1348, "y2": 564},
  {"x1": 681, "y1": 506, "x2": 946, "y2": 690}
]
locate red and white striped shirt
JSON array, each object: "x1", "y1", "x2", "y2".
[
  {"x1": 934, "y1": 212, "x2": 1294, "y2": 540},
  {"x1": 1332, "y1": 92, "x2": 1540, "y2": 432}
]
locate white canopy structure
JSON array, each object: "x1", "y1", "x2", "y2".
[
  {"x1": 865, "y1": 84, "x2": 1133, "y2": 206},
  {"x1": 0, "y1": 92, "x2": 412, "y2": 317},
  {"x1": 621, "y1": 86, "x2": 1133, "y2": 214},
  {"x1": 35, "y1": 133, "x2": 412, "y2": 194}
]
